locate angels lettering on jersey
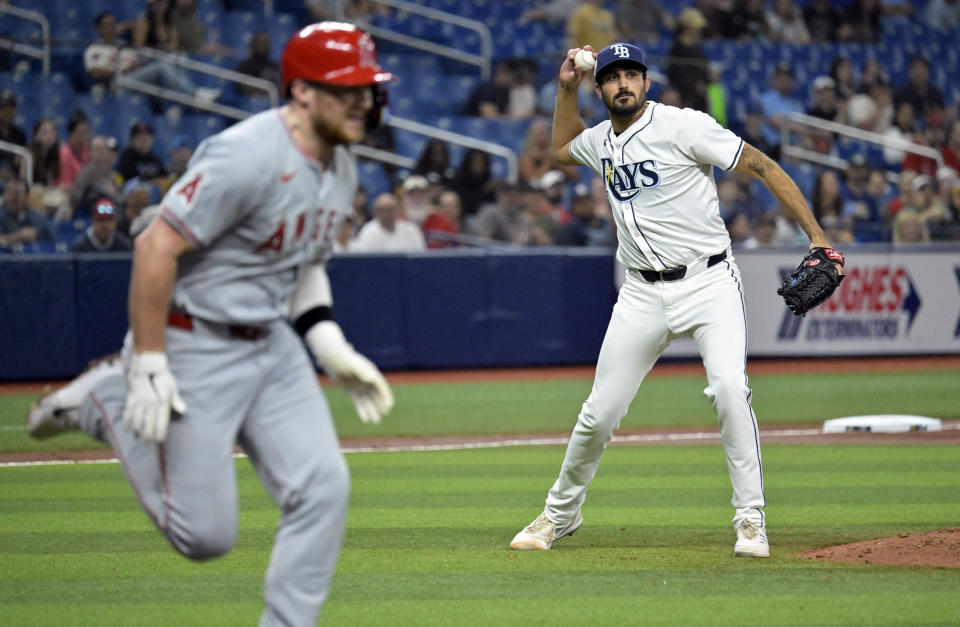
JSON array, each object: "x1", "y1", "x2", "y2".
[
  {"x1": 256, "y1": 206, "x2": 341, "y2": 254},
  {"x1": 602, "y1": 157, "x2": 660, "y2": 202}
]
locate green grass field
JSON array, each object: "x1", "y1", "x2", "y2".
[{"x1": 1, "y1": 368, "x2": 959, "y2": 625}]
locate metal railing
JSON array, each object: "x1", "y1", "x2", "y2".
[
  {"x1": 338, "y1": 0, "x2": 494, "y2": 79},
  {"x1": 387, "y1": 115, "x2": 519, "y2": 183},
  {"x1": 0, "y1": 139, "x2": 33, "y2": 183},
  {"x1": 113, "y1": 46, "x2": 279, "y2": 117},
  {"x1": 781, "y1": 112, "x2": 944, "y2": 174},
  {"x1": 0, "y1": 4, "x2": 50, "y2": 75}
]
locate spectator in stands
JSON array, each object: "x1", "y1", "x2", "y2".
[
  {"x1": 350, "y1": 192, "x2": 426, "y2": 252},
  {"x1": 68, "y1": 135, "x2": 122, "y2": 222},
  {"x1": 828, "y1": 57, "x2": 857, "y2": 102},
  {"x1": 666, "y1": 8, "x2": 709, "y2": 112},
  {"x1": 750, "y1": 212, "x2": 780, "y2": 248},
  {"x1": 849, "y1": 167, "x2": 889, "y2": 242},
  {"x1": 538, "y1": 169, "x2": 572, "y2": 226},
  {"x1": 736, "y1": 100, "x2": 778, "y2": 160},
  {"x1": 882, "y1": 101, "x2": 916, "y2": 166},
  {"x1": 155, "y1": 134, "x2": 193, "y2": 194},
  {"x1": 656, "y1": 85, "x2": 682, "y2": 108},
  {"x1": 450, "y1": 148, "x2": 496, "y2": 217},
  {"x1": 941, "y1": 119, "x2": 960, "y2": 173},
  {"x1": 117, "y1": 177, "x2": 157, "y2": 238},
  {"x1": 133, "y1": 0, "x2": 175, "y2": 50},
  {"x1": 521, "y1": 184, "x2": 559, "y2": 246},
  {"x1": 412, "y1": 139, "x2": 453, "y2": 185},
  {"x1": 858, "y1": 58, "x2": 888, "y2": 93},
  {"x1": 615, "y1": 0, "x2": 675, "y2": 44},
  {"x1": 698, "y1": 0, "x2": 738, "y2": 40},
  {"x1": 803, "y1": 0, "x2": 841, "y2": 41},
  {"x1": 422, "y1": 190, "x2": 462, "y2": 249},
  {"x1": 766, "y1": 0, "x2": 809, "y2": 44},
  {"x1": 28, "y1": 118, "x2": 61, "y2": 188},
  {"x1": 55, "y1": 110, "x2": 91, "y2": 190},
  {"x1": 70, "y1": 197, "x2": 133, "y2": 253},
  {"x1": 0, "y1": 91, "x2": 26, "y2": 173},
  {"x1": 520, "y1": 0, "x2": 580, "y2": 25},
  {"x1": 839, "y1": 0, "x2": 914, "y2": 42},
  {"x1": 886, "y1": 168, "x2": 915, "y2": 217},
  {"x1": 732, "y1": 0, "x2": 770, "y2": 41},
  {"x1": 923, "y1": 0, "x2": 960, "y2": 32},
  {"x1": 518, "y1": 118, "x2": 578, "y2": 188},
  {"x1": 724, "y1": 211, "x2": 754, "y2": 248},
  {"x1": 507, "y1": 58, "x2": 539, "y2": 120},
  {"x1": 905, "y1": 174, "x2": 946, "y2": 225},
  {"x1": 848, "y1": 77, "x2": 894, "y2": 134},
  {"x1": 554, "y1": 186, "x2": 613, "y2": 247},
  {"x1": 468, "y1": 181, "x2": 532, "y2": 246},
  {"x1": 462, "y1": 61, "x2": 512, "y2": 118},
  {"x1": 804, "y1": 76, "x2": 840, "y2": 156},
  {"x1": 85, "y1": 11, "x2": 219, "y2": 103},
  {"x1": 811, "y1": 169, "x2": 849, "y2": 225},
  {"x1": 807, "y1": 76, "x2": 839, "y2": 122},
  {"x1": 892, "y1": 208, "x2": 930, "y2": 244},
  {"x1": 902, "y1": 112, "x2": 947, "y2": 178},
  {"x1": 0, "y1": 178, "x2": 53, "y2": 250},
  {"x1": 568, "y1": 0, "x2": 618, "y2": 50},
  {"x1": 397, "y1": 175, "x2": 431, "y2": 227},
  {"x1": 537, "y1": 75, "x2": 606, "y2": 126},
  {"x1": 118, "y1": 121, "x2": 167, "y2": 182},
  {"x1": 929, "y1": 169, "x2": 960, "y2": 241},
  {"x1": 759, "y1": 62, "x2": 803, "y2": 154},
  {"x1": 169, "y1": 0, "x2": 232, "y2": 56},
  {"x1": 350, "y1": 187, "x2": 370, "y2": 227},
  {"x1": 234, "y1": 32, "x2": 282, "y2": 98},
  {"x1": 893, "y1": 55, "x2": 944, "y2": 121},
  {"x1": 842, "y1": 153, "x2": 871, "y2": 201}
]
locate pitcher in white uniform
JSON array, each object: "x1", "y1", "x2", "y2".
[
  {"x1": 511, "y1": 43, "x2": 841, "y2": 557},
  {"x1": 27, "y1": 23, "x2": 395, "y2": 625}
]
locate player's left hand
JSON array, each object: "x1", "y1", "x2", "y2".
[
  {"x1": 325, "y1": 350, "x2": 394, "y2": 424},
  {"x1": 305, "y1": 321, "x2": 394, "y2": 424}
]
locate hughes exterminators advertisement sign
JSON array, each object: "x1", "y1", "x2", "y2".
[{"x1": 662, "y1": 247, "x2": 960, "y2": 357}]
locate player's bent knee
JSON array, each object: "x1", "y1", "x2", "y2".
[
  {"x1": 703, "y1": 377, "x2": 750, "y2": 408},
  {"x1": 167, "y1": 519, "x2": 237, "y2": 561}
]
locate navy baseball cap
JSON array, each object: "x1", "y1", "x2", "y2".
[{"x1": 594, "y1": 43, "x2": 647, "y2": 83}]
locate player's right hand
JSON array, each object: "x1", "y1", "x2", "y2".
[{"x1": 123, "y1": 351, "x2": 187, "y2": 443}]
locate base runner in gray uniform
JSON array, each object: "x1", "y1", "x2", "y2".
[{"x1": 26, "y1": 23, "x2": 395, "y2": 626}]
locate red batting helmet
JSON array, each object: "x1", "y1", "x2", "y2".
[{"x1": 281, "y1": 22, "x2": 393, "y2": 93}]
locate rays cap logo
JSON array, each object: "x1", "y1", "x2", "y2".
[{"x1": 595, "y1": 42, "x2": 647, "y2": 83}]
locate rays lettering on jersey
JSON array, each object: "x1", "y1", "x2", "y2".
[
  {"x1": 601, "y1": 158, "x2": 660, "y2": 202},
  {"x1": 256, "y1": 207, "x2": 340, "y2": 253}
]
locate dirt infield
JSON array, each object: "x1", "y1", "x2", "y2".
[{"x1": 798, "y1": 529, "x2": 960, "y2": 568}]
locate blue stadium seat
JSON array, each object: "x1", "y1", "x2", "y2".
[{"x1": 357, "y1": 160, "x2": 392, "y2": 199}]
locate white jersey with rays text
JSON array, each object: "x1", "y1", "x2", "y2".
[
  {"x1": 569, "y1": 101, "x2": 744, "y2": 270},
  {"x1": 160, "y1": 108, "x2": 356, "y2": 325}
]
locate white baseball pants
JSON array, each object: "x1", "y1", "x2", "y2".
[{"x1": 545, "y1": 253, "x2": 766, "y2": 529}]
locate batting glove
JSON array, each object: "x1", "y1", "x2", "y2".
[
  {"x1": 306, "y1": 321, "x2": 394, "y2": 424},
  {"x1": 123, "y1": 351, "x2": 187, "y2": 443}
]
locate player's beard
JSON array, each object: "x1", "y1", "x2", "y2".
[
  {"x1": 313, "y1": 115, "x2": 364, "y2": 146},
  {"x1": 603, "y1": 86, "x2": 647, "y2": 120}
]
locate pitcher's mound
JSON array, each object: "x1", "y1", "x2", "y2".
[{"x1": 798, "y1": 529, "x2": 960, "y2": 568}]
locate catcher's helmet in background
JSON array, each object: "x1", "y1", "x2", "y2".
[{"x1": 281, "y1": 21, "x2": 394, "y2": 92}]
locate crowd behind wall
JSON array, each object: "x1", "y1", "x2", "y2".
[{"x1": 1, "y1": 0, "x2": 959, "y2": 256}]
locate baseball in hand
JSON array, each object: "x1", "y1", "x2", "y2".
[{"x1": 573, "y1": 49, "x2": 595, "y2": 72}]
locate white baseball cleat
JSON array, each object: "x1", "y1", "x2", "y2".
[
  {"x1": 510, "y1": 511, "x2": 583, "y2": 550},
  {"x1": 26, "y1": 388, "x2": 80, "y2": 440},
  {"x1": 26, "y1": 353, "x2": 121, "y2": 440},
  {"x1": 734, "y1": 519, "x2": 770, "y2": 558}
]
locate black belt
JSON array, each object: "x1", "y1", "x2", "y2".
[
  {"x1": 637, "y1": 251, "x2": 727, "y2": 283},
  {"x1": 168, "y1": 311, "x2": 269, "y2": 341}
]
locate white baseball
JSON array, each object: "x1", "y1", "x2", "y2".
[{"x1": 573, "y1": 49, "x2": 595, "y2": 72}]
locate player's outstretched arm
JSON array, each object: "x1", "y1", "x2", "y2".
[
  {"x1": 125, "y1": 217, "x2": 193, "y2": 442},
  {"x1": 552, "y1": 47, "x2": 592, "y2": 166},
  {"x1": 290, "y1": 262, "x2": 394, "y2": 424},
  {"x1": 733, "y1": 143, "x2": 830, "y2": 249}
]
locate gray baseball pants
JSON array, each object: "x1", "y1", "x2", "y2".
[{"x1": 76, "y1": 317, "x2": 348, "y2": 627}]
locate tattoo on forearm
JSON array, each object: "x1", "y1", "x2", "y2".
[{"x1": 748, "y1": 152, "x2": 771, "y2": 177}]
